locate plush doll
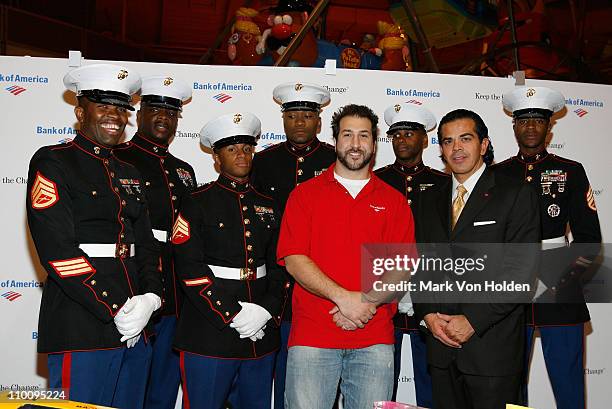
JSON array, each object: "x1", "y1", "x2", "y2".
[
  {"x1": 227, "y1": 7, "x2": 263, "y2": 65},
  {"x1": 256, "y1": 0, "x2": 318, "y2": 67},
  {"x1": 375, "y1": 21, "x2": 411, "y2": 71}
]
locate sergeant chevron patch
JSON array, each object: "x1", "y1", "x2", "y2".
[
  {"x1": 586, "y1": 186, "x2": 597, "y2": 211},
  {"x1": 31, "y1": 171, "x2": 58, "y2": 209},
  {"x1": 172, "y1": 213, "x2": 190, "y2": 244},
  {"x1": 183, "y1": 277, "x2": 211, "y2": 286},
  {"x1": 49, "y1": 256, "x2": 94, "y2": 278}
]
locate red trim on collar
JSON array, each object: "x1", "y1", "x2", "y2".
[
  {"x1": 284, "y1": 138, "x2": 322, "y2": 158},
  {"x1": 517, "y1": 150, "x2": 550, "y2": 164},
  {"x1": 128, "y1": 133, "x2": 170, "y2": 157}
]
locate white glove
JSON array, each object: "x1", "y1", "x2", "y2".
[
  {"x1": 229, "y1": 301, "x2": 272, "y2": 338},
  {"x1": 114, "y1": 293, "x2": 161, "y2": 342},
  {"x1": 126, "y1": 334, "x2": 141, "y2": 348},
  {"x1": 249, "y1": 328, "x2": 265, "y2": 342},
  {"x1": 397, "y1": 291, "x2": 414, "y2": 316}
]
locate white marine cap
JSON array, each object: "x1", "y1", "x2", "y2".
[
  {"x1": 200, "y1": 112, "x2": 261, "y2": 150},
  {"x1": 140, "y1": 75, "x2": 192, "y2": 111},
  {"x1": 273, "y1": 82, "x2": 331, "y2": 112},
  {"x1": 502, "y1": 86, "x2": 565, "y2": 119},
  {"x1": 63, "y1": 63, "x2": 141, "y2": 111},
  {"x1": 384, "y1": 101, "x2": 437, "y2": 133}
]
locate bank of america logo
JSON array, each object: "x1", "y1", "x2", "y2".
[
  {"x1": 574, "y1": 108, "x2": 588, "y2": 117},
  {"x1": 406, "y1": 99, "x2": 422, "y2": 105},
  {"x1": 5, "y1": 85, "x2": 27, "y2": 95},
  {"x1": 1, "y1": 291, "x2": 22, "y2": 301},
  {"x1": 213, "y1": 93, "x2": 232, "y2": 103}
]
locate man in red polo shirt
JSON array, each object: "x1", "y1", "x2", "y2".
[{"x1": 277, "y1": 104, "x2": 415, "y2": 409}]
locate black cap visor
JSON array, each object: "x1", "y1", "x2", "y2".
[
  {"x1": 80, "y1": 89, "x2": 134, "y2": 111},
  {"x1": 387, "y1": 121, "x2": 426, "y2": 135},
  {"x1": 281, "y1": 101, "x2": 321, "y2": 112},
  {"x1": 513, "y1": 108, "x2": 552, "y2": 120},
  {"x1": 213, "y1": 135, "x2": 258, "y2": 150},
  {"x1": 141, "y1": 95, "x2": 183, "y2": 111}
]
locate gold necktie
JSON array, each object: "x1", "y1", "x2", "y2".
[{"x1": 452, "y1": 185, "x2": 467, "y2": 229}]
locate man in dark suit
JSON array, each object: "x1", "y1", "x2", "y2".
[{"x1": 413, "y1": 109, "x2": 540, "y2": 409}]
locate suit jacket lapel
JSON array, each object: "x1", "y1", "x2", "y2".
[{"x1": 452, "y1": 168, "x2": 495, "y2": 238}]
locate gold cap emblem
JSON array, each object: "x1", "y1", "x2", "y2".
[
  {"x1": 526, "y1": 88, "x2": 536, "y2": 97},
  {"x1": 163, "y1": 77, "x2": 173, "y2": 86},
  {"x1": 233, "y1": 113, "x2": 242, "y2": 123},
  {"x1": 295, "y1": 83, "x2": 303, "y2": 92},
  {"x1": 117, "y1": 69, "x2": 128, "y2": 80},
  {"x1": 394, "y1": 104, "x2": 401, "y2": 113}
]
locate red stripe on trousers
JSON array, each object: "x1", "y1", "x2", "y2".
[
  {"x1": 62, "y1": 353, "x2": 71, "y2": 399},
  {"x1": 180, "y1": 352, "x2": 190, "y2": 409}
]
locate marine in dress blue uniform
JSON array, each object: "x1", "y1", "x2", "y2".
[
  {"x1": 249, "y1": 82, "x2": 335, "y2": 409},
  {"x1": 113, "y1": 75, "x2": 196, "y2": 409},
  {"x1": 172, "y1": 112, "x2": 289, "y2": 409},
  {"x1": 374, "y1": 101, "x2": 448, "y2": 407},
  {"x1": 494, "y1": 86, "x2": 602, "y2": 409},
  {"x1": 27, "y1": 64, "x2": 162, "y2": 409}
]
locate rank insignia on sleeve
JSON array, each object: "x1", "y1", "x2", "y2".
[
  {"x1": 49, "y1": 256, "x2": 95, "y2": 278},
  {"x1": 172, "y1": 213, "x2": 191, "y2": 244},
  {"x1": 183, "y1": 277, "x2": 211, "y2": 286},
  {"x1": 31, "y1": 171, "x2": 59, "y2": 209},
  {"x1": 586, "y1": 186, "x2": 597, "y2": 211}
]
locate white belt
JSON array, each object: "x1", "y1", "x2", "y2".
[
  {"x1": 541, "y1": 236, "x2": 567, "y2": 251},
  {"x1": 152, "y1": 229, "x2": 168, "y2": 242},
  {"x1": 79, "y1": 243, "x2": 135, "y2": 258},
  {"x1": 208, "y1": 264, "x2": 266, "y2": 280}
]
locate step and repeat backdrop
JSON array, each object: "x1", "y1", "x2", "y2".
[{"x1": 0, "y1": 55, "x2": 610, "y2": 408}]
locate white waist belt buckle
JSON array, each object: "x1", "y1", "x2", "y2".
[
  {"x1": 541, "y1": 236, "x2": 568, "y2": 251},
  {"x1": 208, "y1": 264, "x2": 267, "y2": 280},
  {"x1": 152, "y1": 229, "x2": 168, "y2": 242},
  {"x1": 79, "y1": 243, "x2": 135, "y2": 259}
]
